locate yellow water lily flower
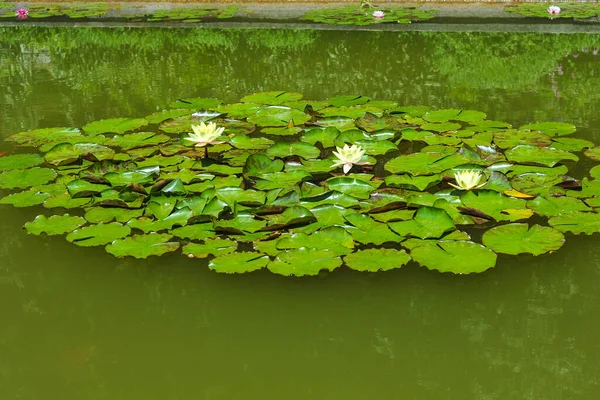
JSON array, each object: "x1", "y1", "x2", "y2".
[
  {"x1": 449, "y1": 170, "x2": 487, "y2": 191},
  {"x1": 332, "y1": 144, "x2": 366, "y2": 174},
  {"x1": 184, "y1": 121, "x2": 226, "y2": 147}
]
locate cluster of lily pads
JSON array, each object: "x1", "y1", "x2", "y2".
[
  {"x1": 505, "y1": 3, "x2": 600, "y2": 20},
  {"x1": 0, "y1": 2, "x2": 239, "y2": 22},
  {"x1": 302, "y1": 4, "x2": 435, "y2": 25},
  {"x1": 1, "y1": 91, "x2": 599, "y2": 276},
  {"x1": 0, "y1": 2, "x2": 114, "y2": 19}
]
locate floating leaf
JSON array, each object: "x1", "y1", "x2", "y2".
[
  {"x1": 407, "y1": 240, "x2": 497, "y2": 274},
  {"x1": 44, "y1": 143, "x2": 115, "y2": 166},
  {"x1": 82, "y1": 117, "x2": 147, "y2": 135},
  {"x1": 241, "y1": 91, "x2": 303, "y2": 105},
  {"x1": 24, "y1": 214, "x2": 86, "y2": 236},
  {"x1": 0, "y1": 154, "x2": 43, "y2": 171},
  {"x1": 106, "y1": 233, "x2": 180, "y2": 258},
  {"x1": 0, "y1": 167, "x2": 57, "y2": 189},
  {"x1": 482, "y1": 223, "x2": 564, "y2": 256},
  {"x1": 209, "y1": 252, "x2": 270, "y2": 274},
  {"x1": 265, "y1": 142, "x2": 320, "y2": 159},
  {"x1": 505, "y1": 145, "x2": 578, "y2": 168},
  {"x1": 549, "y1": 212, "x2": 600, "y2": 235},
  {"x1": 248, "y1": 107, "x2": 311, "y2": 127},
  {"x1": 460, "y1": 190, "x2": 528, "y2": 221},
  {"x1": 0, "y1": 191, "x2": 50, "y2": 207},
  {"x1": 520, "y1": 122, "x2": 576, "y2": 137},
  {"x1": 388, "y1": 206, "x2": 455, "y2": 239},
  {"x1": 182, "y1": 238, "x2": 238, "y2": 258},
  {"x1": 66, "y1": 222, "x2": 131, "y2": 247},
  {"x1": 268, "y1": 248, "x2": 342, "y2": 276},
  {"x1": 343, "y1": 248, "x2": 411, "y2": 272}
]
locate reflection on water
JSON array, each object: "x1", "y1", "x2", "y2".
[{"x1": 1, "y1": 26, "x2": 600, "y2": 399}]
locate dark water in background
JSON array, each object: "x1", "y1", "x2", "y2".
[{"x1": 1, "y1": 26, "x2": 600, "y2": 399}]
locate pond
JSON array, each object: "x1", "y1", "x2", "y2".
[{"x1": 2, "y1": 26, "x2": 600, "y2": 399}]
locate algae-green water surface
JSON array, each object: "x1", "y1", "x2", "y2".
[{"x1": 1, "y1": 27, "x2": 600, "y2": 399}]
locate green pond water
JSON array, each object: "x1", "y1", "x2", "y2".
[{"x1": 2, "y1": 26, "x2": 600, "y2": 399}]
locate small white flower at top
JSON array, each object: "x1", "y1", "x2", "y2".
[
  {"x1": 373, "y1": 10, "x2": 385, "y2": 19},
  {"x1": 448, "y1": 170, "x2": 487, "y2": 191},
  {"x1": 184, "y1": 121, "x2": 226, "y2": 148},
  {"x1": 548, "y1": 6, "x2": 561, "y2": 17},
  {"x1": 332, "y1": 144, "x2": 366, "y2": 174}
]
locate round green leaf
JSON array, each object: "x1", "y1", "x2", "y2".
[
  {"x1": 208, "y1": 252, "x2": 270, "y2": 274},
  {"x1": 343, "y1": 248, "x2": 411, "y2": 272},
  {"x1": 0, "y1": 154, "x2": 44, "y2": 171},
  {"x1": 106, "y1": 233, "x2": 180, "y2": 258},
  {"x1": 182, "y1": 238, "x2": 237, "y2": 258},
  {"x1": 0, "y1": 167, "x2": 57, "y2": 189},
  {"x1": 505, "y1": 145, "x2": 578, "y2": 167},
  {"x1": 82, "y1": 117, "x2": 148, "y2": 135},
  {"x1": 482, "y1": 223, "x2": 565, "y2": 256},
  {"x1": 248, "y1": 107, "x2": 311, "y2": 127},
  {"x1": 24, "y1": 214, "x2": 86, "y2": 236},
  {"x1": 268, "y1": 248, "x2": 342, "y2": 276},
  {"x1": 66, "y1": 222, "x2": 131, "y2": 247},
  {"x1": 409, "y1": 240, "x2": 497, "y2": 274}
]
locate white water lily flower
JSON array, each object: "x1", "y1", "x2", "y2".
[
  {"x1": 332, "y1": 144, "x2": 366, "y2": 174},
  {"x1": 448, "y1": 170, "x2": 487, "y2": 191},
  {"x1": 373, "y1": 10, "x2": 385, "y2": 19},
  {"x1": 184, "y1": 121, "x2": 225, "y2": 147},
  {"x1": 548, "y1": 6, "x2": 561, "y2": 16}
]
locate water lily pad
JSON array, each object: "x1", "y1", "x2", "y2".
[
  {"x1": 549, "y1": 212, "x2": 600, "y2": 235},
  {"x1": 423, "y1": 109, "x2": 486, "y2": 123},
  {"x1": 66, "y1": 222, "x2": 131, "y2": 247},
  {"x1": 208, "y1": 252, "x2": 270, "y2": 274},
  {"x1": 265, "y1": 142, "x2": 320, "y2": 159},
  {"x1": 301, "y1": 127, "x2": 339, "y2": 148},
  {"x1": 460, "y1": 190, "x2": 528, "y2": 221},
  {"x1": 83, "y1": 207, "x2": 142, "y2": 224},
  {"x1": 0, "y1": 167, "x2": 57, "y2": 189},
  {"x1": 182, "y1": 238, "x2": 237, "y2": 258},
  {"x1": 0, "y1": 154, "x2": 44, "y2": 171},
  {"x1": 276, "y1": 226, "x2": 354, "y2": 255},
  {"x1": 229, "y1": 135, "x2": 274, "y2": 150},
  {"x1": 493, "y1": 130, "x2": 552, "y2": 149},
  {"x1": 326, "y1": 177, "x2": 376, "y2": 200},
  {"x1": 241, "y1": 91, "x2": 303, "y2": 105},
  {"x1": 584, "y1": 146, "x2": 600, "y2": 162},
  {"x1": 388, "y1": 206, "x2": 455, "y2": 239},
  {"x1": 106, "y1": 233, "x2": 180, "y2": 258},
  {"x1": 24, "y1": 214, "x2": 86, "y2": 236},
  {"x1": 505, "y1": 145, "x2": 578, "y2": 168},
  {"x1": 343, "y1": 248, "x2": 411, "y2": 272},
  {"x1": 385, "y1": 174, "x2": 441, "y2": 191},
  {"x1": 407, "y1": 239, "x2": 497, "y2": 274},
  {"x1": 0, "y1": 190, "x2": 50, "y2": 207},
  {"x1": 44, "y1": 193, "x2": 92, "y2": 209},
  {"x1": 482, "y1": 223, "x2": 564, "y2": 256},
  {"x1": 520, "y1": 122, "x2": 576, "y2": 137},
  {"x1": 83, "y1": 117, "x2": 147, "y2": 135},
  {"x1": 551, "y1": 137, "x2": 594, "y2": 152},
  {"x1": 344, "y1": 213, "x2": 402, "y2": 244},
  {"x1": 44, "y1": 143, "x2": 115, "y2": 166},
  {"x1": 66, "y1": 180, "x2": 111, "y2": 198},
  {"x1": 268, "y1": 248, "x2": 342, "y2": 276},
  {"x1": 248, "y1": 107, "x2": 311, "y2": 127},
  {"x1": 385, "y1": 152, "x2": 469, "y2": 175},
  {"x1": 107, "y1": 132, "x2": 171, "y2": 150},
  {"x1": 6, "y1": 127, "x2": 81, "y2": 147},
  {"x1": 260, "y1": 206, "x2": 317, "y2": 230}
]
